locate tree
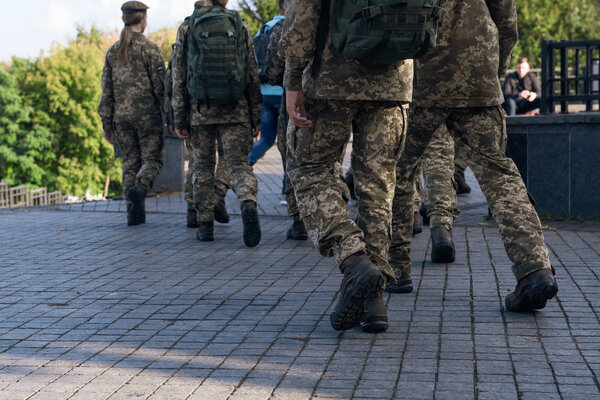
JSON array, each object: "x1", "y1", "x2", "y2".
[
  {"x1": 513, "y1": 0, "x2": 600, "y2": 68},
  {"x1": 0, "y1": 65, "x2": 54, "y2": 188},
  {"x1": 239, "y1": 0, "x2": 280, "y2": 36}
]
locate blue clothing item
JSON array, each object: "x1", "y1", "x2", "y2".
[
  {"x1": 258, "y1": 16, "x2": 285, "y2": 96},
  {"x1": 249, "y1": 95, "x2": 281, "y2": 165}
]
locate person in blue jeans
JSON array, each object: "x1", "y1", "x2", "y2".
[{"x1": 248, "y1": 9, "x2": 285, "y2": 166}]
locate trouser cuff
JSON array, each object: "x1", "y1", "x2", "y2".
[{"x1": 512, "y1": 261, "x2": 553, "y2": 282}]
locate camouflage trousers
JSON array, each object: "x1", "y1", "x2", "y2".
[
  {"x1": 287, "y1": 99, "x2": 408, "y2": 282},
  {"x1": 276, "y1": 95, "x2": 299, "y2": 217},
  {"x1": 189, "y1": 123, "x2": 257, "y2": 222},
  {"x1": 184, "y1": 139, "x2": 232, "y2": 207},
  {"x1": 412, "y1": 124, "x2": 461, "y2": 228},
  {"x1": 391, "y1": 106, "x2": 551, "y2": 281},
  {"x1": 115, "y1": 117, "x2": 164, "y2": 201}
]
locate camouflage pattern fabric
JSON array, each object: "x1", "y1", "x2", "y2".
[
  {"x1": 184, "y1": 140, "x2": 232, "y2": 206},
  {"x1": 282, "y1": 0, "x2": 413, "y2": 101},
  {"x1": 275, "y1": 97, "x2": 299, "y2": 217},
  {"x1": 412, "y1": 0, "x2": 518, "y2": 108},
  {"x1": 390, "y1": 106, "x2": 552, "y2": 281},
  {"x1": 99, "y1": 32, "x2": 166, "y2": 198},
  {"x1": 115, "y1": 117, "x2": 164, "y2": 197},
  {"x1": 99, "y1": 33, "x2": 165, "y2": 132},
  {"x1": 171, "y1": 17, "x2": 262, "y2": 130},
  {"x1": 287, "y1": 100, "x2": 408, "y2": 282},
  {"x1": 420, "y1": 124, "x2": 460, "y2": 229},
  {"x1": 190, "y1": 123, "x2": 257, "y2": 222}
]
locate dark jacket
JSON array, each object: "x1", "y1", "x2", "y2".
[{"x1": 502, "y1": 71, "x2": 541, "y2": 100}]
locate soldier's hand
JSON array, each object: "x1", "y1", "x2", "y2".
[
  {"x1": 103, "y1": 131, "x2": 114, "y2": 143},
  {"x1": 252, "y1": 127, "x2": 260, "y2": 138},
  {"x1": 287, "y1": 90, "x2": 313, "y2": 129},
  {"x1": 174, "y1": 128, "x2": 190, "y2": 139},
  {"x1": 168, "y1": 126, "x2": 177, "y2": 137}
]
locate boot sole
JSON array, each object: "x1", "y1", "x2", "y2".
[
  {"x1": 127, "y1": 187, "x2": 144, "y2": 226},
  {"x1": 360, "y1": 316, "x2": 388, "y2": 333},
  {"x1": 242, "y1": 206, "x2": 261, "y2": 247},
  {"x1": 431, "y1": 243, "x2": 455, "y2": 263},
  {"x1": 505, "y1": 281, "x2": 558, "y2": 312},
  {"x1": 385, "y1": 279, "x2": 413, "y2": 294},
  {"x1": 330, "y1": 270, "x2": 384, "y2": 331}
]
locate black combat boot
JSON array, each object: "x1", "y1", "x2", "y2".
[
  {"x1": 419, "y1": 203, "x2": 430, "y2": 226},
  {"x1": 345, "y1": 170, "x2": 357, "y2": 201},
  {"x1": 413, "y1": 211, "x2": 423, "y2": 235},
  {"x1": 330, "y1": 251, "x2": 384, "y2": 331},
  {"x1": 126, "y1": 203, "x2": 135, "y2": 226},
  {"x1": 287, "y1": 214, "x2": 308, "y2": 240},
  {"x1": 241, "y1": 200, "x2": 261, "y2": 247},
  {"x1": 214, "y1": 190, "x2": 230, "y2": 224},
  {"x1": 454, "y1": 169, "x2": 472, "y2": 194},
  {"x1": 127, "y1": 185, "x2": 146, "y2": 226},
  {"x1": 385, "y1": 270, "x2": 413, "y2": 294},
  {"x1": 360, "y1": 291, "x2": 388, "y2": 333},
  {"x1": 505, "y1": 269, "x2": 558, "y2": 312},
  {"x1": 431, "y1": 226, "x2": 455, "y2": 263},
  {"x1": 196, "y1": 221, "x2": 214, "y2": 242},
  {"x1": 187, "y1": 207, "x2": 200, "y2": 228}
]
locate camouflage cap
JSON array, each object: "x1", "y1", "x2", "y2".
[
  {"x1": 194, "y1": 1, "x2": 204, "y2": 9},
  {"x1": 121, "y1": 1, "x2": 149, "y2": 14}
]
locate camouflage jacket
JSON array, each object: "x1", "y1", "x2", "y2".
[
  {"x1": 171, "y1": 15, "x2": 262, "y2": 130},
  {"x1": 413, "y1": 0, "x2": 519, "y2": 108},
  {"x1": 266, "y1": 20, "x2": 285, "y2": 87},
  {"x1": 99, "y1": 33, "x2": 165, "y2": 132},
  {"x1": 281, "y1": 0, "x2": 413, "y2": 102}
]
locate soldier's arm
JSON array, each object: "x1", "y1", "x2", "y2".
[
  {"x1": 282, "y1": 0, "x2": 320, "y2": 91},
  {"x1": 98, "y1": 54, "x2": 114, "y2": 133},
  {"x1": 146, "y1": 43, "x2": 166, "y2": 108},
  {"x1": 486, "y1": 0, "x2": 519, "y2": 76},
  {"x1": 244, "y1": 24, "x2": 263, "y2": 131},
  {"x1": 171, "y1": 23, "x2": 191, "y2": 131},
  {"x1": 266, "y1": 22, "x2": 285, "y2": 87}
]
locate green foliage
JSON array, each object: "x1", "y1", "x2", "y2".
[
  {"x1": 148, "y1": 27, "x2": 178, "y2": 62},
  {"x1": 239, "y1": 0, "x2": 280, "y2": 36},
  {"x1": 0, "y1": 65, "x2": 54, "y2": 188},
  {"x1": 3, "y1": 28, "x2": 121, "y2": 195},
  {"x1": 513, "y1": 0, "x2": 600, "y2": 68}
]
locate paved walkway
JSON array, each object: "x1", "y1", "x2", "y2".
[{"x1": 1, "y1": 148, "x2": 599, "y2": 400}]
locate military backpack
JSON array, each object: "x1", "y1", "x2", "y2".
[
  {"x1": 186, "y1": 7, "x2": 248, "y2": 105},
  {"x1": 327, "y1": 0, "x2": 443, "y2": 65},
  {"x1": 252, "y1": 17, "x2": 284, "y2": 84}
]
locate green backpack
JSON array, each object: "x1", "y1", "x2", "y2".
[
  {"x1": 329, "y1": 0, "x2": 443, "y2": 65},
  {"x1": 187, "y1": 7, "x2": 248, "y2": 105}
]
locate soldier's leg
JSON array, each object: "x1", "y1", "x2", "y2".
[
  {"x1": 454, "y1": 144, "x2": 471, "y2": 194},
  {"x1": 448, "y1": 107, "x2": 556, "y2": 310},
  {"x1": 214, "y1": 140, "x2": 231, "y2": 224},
  {"x1": 136, "y1": 117, "x2": 164, "y2": 193},
  {"x1": 277, "y1": 97, "x2": 307, "y2": 240},
  {"x1": 218, "y1": 122, "x2": 261, "y2": 247},
  {"x1": 388, "y1": 108, "x2": 449, "y2": 293},
  {"x1": 352, "y1": 102, "x2": 408, "y2": 282},
  {"x1": 190, "y1": 125, "x2": 217, "y2": 225},
  {"x1": 185, "y1": 139, "x2": 199, "y2": 228},
  {"x1": 115, "y1": 122, "x2": 142, "y2": 225},
  {"x1": 422, "y1": 124, "x2": 460, "y2": 263},
  {"x1": 287, "y1": 99, "x2": 385, "y2": 332}
]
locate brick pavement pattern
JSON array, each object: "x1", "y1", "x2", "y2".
[{"x1": 1, "y1": 148, "x2": 600, "y2": 400}]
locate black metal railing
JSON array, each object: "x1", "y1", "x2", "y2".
[{"x1": 540, "y1": 39, "x2": 600, "y2": 114}]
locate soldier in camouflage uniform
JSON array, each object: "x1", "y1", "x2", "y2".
[
  {"x1": 99, "y1": 1, "x2": 165, "y2": 226},
  {"x1": 266, "y1": 1, "x2": 308, "y2": 241},
  {"x1": 283, "y1": 0, "x2": 413, "y2": 332},
  {"x1": 388, "y1": 0, "x2": 558, "y2": 312},
  {"x1": 164, "y1": 2, "x2": 232, "y2": 228},
  {"x1": 171, "y1": 0, "x2": 263, "y2": 247}
]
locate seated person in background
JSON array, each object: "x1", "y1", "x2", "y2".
[{"x1": 502, "y1": 57, "x2": 541, "y2": 115}]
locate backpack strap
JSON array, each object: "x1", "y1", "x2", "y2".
[{"x1": 311, "y1": 0, "x2": 332, "y2": 79}]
